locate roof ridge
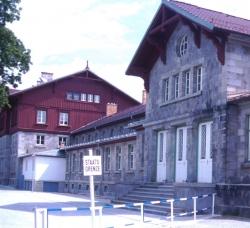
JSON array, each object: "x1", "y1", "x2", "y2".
[
  {"x1": 71, "y1": 104, "x2": 145, "y2": 134},
  {"x1": 170, "y1": 0, "x2": 250, "y2": 23}
]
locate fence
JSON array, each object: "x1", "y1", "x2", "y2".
[{"x1": 34, "y1": 193, "x2": 216, "y2": 228}]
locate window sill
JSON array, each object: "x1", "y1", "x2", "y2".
[
  {"x1": 35, "y1": 123, "x2": 48, "y2": 127},
  {"x1": 114, "y1": 171, "x2": 121, "y2": 174},
  {"x1": 241, "y1": 162, "x2": 250, "y2": 169},
  {"x1": 104, "y1": 171, "x2": 111, "y2": 174},
  {"x1": 160, "y1": 91, "x2": 202, "y2": 107},
  {"x1": 57, "y1": 125, "x2": 71, "y2": 128},
  {"x1": 34, "y1": 145, "x2": 46, "y2": 148},
  {"x1": 126, "y1": 170, "x2": 135, "y2": 174}
]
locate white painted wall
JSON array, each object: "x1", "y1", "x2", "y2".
[{"x1": 22, "y1": 156, "x2": 66, "y2": 181}]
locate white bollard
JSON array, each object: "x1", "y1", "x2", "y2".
[
  {"x1": 169, "y1": 199, "x2": 174, "y2": 228},
  {"x1": 212, "y1": 193, "x2": 216, "y2": 216},
  {"x1": 140, "y1": 203, "x2": 144, "y2": 224},
  {"x1": 34, "y1": 208, "x2": 47, "y2": 228},
  {"x1": 192, "y1": 197, "x2": 198, "y2": 221}
]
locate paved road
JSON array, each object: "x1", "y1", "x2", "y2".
[{"x1": 0, "y1": 188, "x2": 250, "y2": 228}]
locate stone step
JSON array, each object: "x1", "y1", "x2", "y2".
[
  {"x1": 120, "y1": 194, "x2": 172, "y2": 202},
  {"x1": 133, "y1": 188, "x2": 174, "y2": 194},
  {"x1": 130, "y1": 190, "x2": 173, "y2": 198}
]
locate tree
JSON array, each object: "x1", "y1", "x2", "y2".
[{"x1": 0, "y1": 0, "x2": 31, "y2": 108}]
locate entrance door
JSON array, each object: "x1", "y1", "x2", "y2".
[
  {"x1": 157, "y1": 131, "x2": 167, "y2": 182},
  {"x1": 175, "y1": 127, "x2": 187, "y2": 182},
  {"x1": 198, "y1": 121, "x2": 213, "y2": 183}
]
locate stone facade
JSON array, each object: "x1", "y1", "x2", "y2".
[{"x1": 65, "y1": 106, "x2": 145, "y2": 198}]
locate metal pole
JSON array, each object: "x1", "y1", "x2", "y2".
[
  {"x1": 34, "y1": 208, "x2": 37, "y2": 228},
  {"x1": 193, "y1": 197, "x2": 197, "y2": 221},
  {"x1": 140, "y1": 203, "x2": 144, "y2": 224},
  {"x1": 89, "y1": 149, "x2": 95, "y2": 228},
  {"x1": 170, "y1": 200, "x2": 174, "y2": 228},
  {"x1": 212, "y1": 193, "x2": 216, "y2": 216},
  {"x1": 98, "y1": 207, "x2": 103, "y2": 228}
]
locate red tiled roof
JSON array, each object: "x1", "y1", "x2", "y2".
[
  {"x1": 72, "y1": 104, "x2": 145, "y2": 134},
  {"x1": 170, "y1": 0, "x2": 250, "y2": 35}
]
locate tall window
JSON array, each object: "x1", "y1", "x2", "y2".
[
  {"x1": 116, "y1": 146, "x2": 122, "y2": 171},
  {"x1": 72, "y1": 154, "x2": 76, "y2": 172},
  {"x1": 36, "y1": 135, "x2": 45, "y2": 145},
  {"x1": 81, "y1": 93, "x2": 87, "y2": 101},
  {"x1": 59, "y1": 136, "x2": 67, "y2": 147},
  {"x1": 88, "y1": 94, "x2": 93, "y2": 102},
  {"x1": 104, "y1": 147, "x2": 111, "y2": 171},
  {"x1": 162, "y1": 78, "x2": 169, "y2": 102},
  {"x1": 158, "y1": 132, "x2": 164, "y2": 162},
  {"x1": 201, "y1": 125, "x2": 206, "y2": 159},
  {"x1": 179, "y1": 35, "x2": 188, "y2": 56},
  {"x1": 128, "y1": 144, "x2": 134, "y2": 170},
  {"x1": 37, "y1": 110, "x2": 46, "y2": 124},
  {"x1": 94, "y1": 95, "x2": 100, "y2": 103},
  {"x1": 193, "y1": 66, "x2": 202, "y2": 93},
  {"x1": 174, "y1": 75, "x2": 179, "y2": 99},
  {"x1": 178, "y1": 129, "x2": 184, "y2": 161},
  {"x1": 79, "y1": 153, "x2": 83, "y2": 171},
  {"x1": 59, "y1": 112, "x2": 69, "y2": 126},
  {"x1": 183, "y1": 70, "x2": 190, "y2": 96}
]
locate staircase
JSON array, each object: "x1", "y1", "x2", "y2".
[{"x1": 112, "y1": 183, "x2": 183, "y2": 216}]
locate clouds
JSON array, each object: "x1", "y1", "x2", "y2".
[
  {"x1": 8, "y1": 0, "x2": 159, "y2": 100},
  {"x1": 8, "y1": 0, "x2": 250, "y2": 101}
]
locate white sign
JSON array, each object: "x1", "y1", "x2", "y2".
[{"x1": 83, "y1": 156, "x2": 102, "y2": 176}]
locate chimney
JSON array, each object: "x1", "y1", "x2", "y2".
[
  {"x1": 37, "y1": 72, "x2": 53, "y2": 85},
  {"x1": 142, "y1": 90, "x2": 147, "y2": 104},
  {"x1": 41, "y1": 72, "x2": 53, "y2": 82},
  {"x1": 106, "y1": 103, "x2": 118, "y2": 116}
]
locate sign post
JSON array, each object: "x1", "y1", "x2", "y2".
[{"x1": 84, "y1": 149, "x2": 102, "y2": 228}]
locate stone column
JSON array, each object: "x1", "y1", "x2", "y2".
[{"x1": 166, "y1": 127, "x2": 176, "y2": 182}]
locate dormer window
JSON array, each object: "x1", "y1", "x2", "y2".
[{"x1": 177, "y1": 35, "x2": 188, "y2": 57}]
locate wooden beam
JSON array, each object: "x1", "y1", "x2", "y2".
[
  {"x1": 203, "y1": 30, "x2": 227, "y2": 65},
  {"x1": 150, "y1": 14, "x2": 180, "y2": 35},
  {"x1": 181, "y1": 18, "x2": 201, "y2": 48}
]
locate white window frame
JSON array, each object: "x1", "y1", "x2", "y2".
[
  {"x1": 88, "y1": 94, "x2": 93, "y2": 102},
  {"x1": 59, "y1": 112, "x2": 69, "y2": 126},
  {"x1": 36, "y1": 110, "x2": 46, "y2": 124},
  {"x1": 116, "y1": 146, "x2": 122, "y2": 171},
  {"x1": 194, "y1": 66, "x2": 202, "y2": 93},
  {"x1": 36, "y1": 135, "x2": 45, "y2": 145},
  {"x1": 59, "y1": 136, "x2": 67, "y2": 147},
  {"x1": 94, "y1": 95, "x2": 100, "y2": 103},
  {"x1": 105, "y1": 147, "x2": 111, "y2": 171},
  {"x1": 184, "y1": 70, "x2": 190, "y2": 96},
  {"x1": 174, "y1": 75, "x2": 179, "y2": 99},
  {"x1": 81, "y1": 93, "x2": 87, "y2": 101},
  {"x1": 180, "y1": 35, "x2": 188, "y2": 56},
  {"x1": 163, "y1": 78, "x2": 169, "y2": 102},
  {"x1": 128, "y1": 144, "x2": 134, "y2": 170}
]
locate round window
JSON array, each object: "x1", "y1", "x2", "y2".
[{"x1": 177, "y1": 35, "x2": 188, "y2": 57}]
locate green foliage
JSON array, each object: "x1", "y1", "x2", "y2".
[
  {"x1": 0, "y1": 0, "x2": 31, "y2": 108},
  {"x1": 0, "y1": 0, "x2": 21, "y2": 25}
]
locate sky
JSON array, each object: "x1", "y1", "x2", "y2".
[{"x1": 8, "y1": 0, "x2": 250, "y2": 101}]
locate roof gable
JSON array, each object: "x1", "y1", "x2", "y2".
[
  {"x1": 126, "y1": 0, "x2": 250, "y2": 86},
  {"x1": 10, "y1": 69, "x2": 139, "y2": 104}
]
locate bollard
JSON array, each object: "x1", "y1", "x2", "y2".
[
  {"x1": 169, "y1": 199, "x2": 174, "y2": 228},
  {"x1": 212, "y1": 193, "x2": 216, "y2": 216},
  {"x1": 192, "y1": 197, "x2": 198, "y2": 221},
  {"x1": 140, "y1": 203, "x2": 144, "y2": 224},
  {"x1": 34, "y1": 208, "x2": 47, "y2": 228}
]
